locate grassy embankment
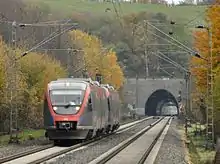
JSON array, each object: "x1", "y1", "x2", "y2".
[
  {"x1": 0, "y1": 129, "x2": 45, "y2": 145},
  {"x1": 184, "y1": 124, "x2": 215, "y2": 164}
]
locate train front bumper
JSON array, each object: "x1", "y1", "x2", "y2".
[{"x1": 45, "y1": 126, "x2": 93, "y2": 140}]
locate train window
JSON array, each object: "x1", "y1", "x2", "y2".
[
  {"x1": 49, "y1": 82, "x2": 87, "y2": 90},
  {"x1": 50, "y1": 90, "x2": 84, "y2": 106}
]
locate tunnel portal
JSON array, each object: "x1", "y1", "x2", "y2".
[{"x1": 145, "y1": 89, "x2": 178, "y2": 116}]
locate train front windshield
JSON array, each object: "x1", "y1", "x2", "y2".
[{"x1": 50, "y1": 90, "x2": 85, "y2": 115}]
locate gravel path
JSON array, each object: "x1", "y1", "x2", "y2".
[
  {"x1": 47, "y1": 118, "x2": 157, "y2": 164},
  {"x1": 154, "y1": 118, "x2": 188, "y2": 164},
  {"x1": 0, "y1": 136, "x2": 51, "y2": 158}
]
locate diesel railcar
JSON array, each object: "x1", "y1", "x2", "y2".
[
  {"x1": 43, "y1": 78, "x2": 120, "y2": 144},
  {"x1": 161, "y1": 105, "x2": 178, "y2": 116}
]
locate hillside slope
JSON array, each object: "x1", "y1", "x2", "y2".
[{"x1": 28, "y1": 0, "x2": 206, "y2": 24}]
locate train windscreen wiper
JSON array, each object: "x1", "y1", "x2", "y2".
[{"x1": 64, "y1": 101, "x2": 76, "y2": 108}]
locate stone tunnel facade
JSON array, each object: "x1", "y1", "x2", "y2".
[{"x1": 123, "y1": 78, "x2": 186, "y2": 115}]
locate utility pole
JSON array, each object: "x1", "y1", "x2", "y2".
[
  {"x1": 185, "y1": 72, "x2": 190, "y2": 135},
  {"x1": 9, "y1": 21, "x2": 19, "y2": 143},
  {"x1": 57, "y1": 24, "x2": 61, "y2": 49},
  {"x1": 189, "y1": 72, "x2": 193, "y2": 113},
  {"x1": 206, "y1": 22, "x2": 214, "y2": 149},
  {"x1": 67, "y1": 48, "x2": 72, "y2": 77},
  {"x1": 144, "y1": 21, "x2": 149, "y2": 79},
  {"x1": 135, "y1": 74, "x2": 138, "y2": 108}
]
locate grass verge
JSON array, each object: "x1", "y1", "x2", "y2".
[
  {"x1": 0, "y1": 129, "x2": 45, "y2": 145},
  {"x1": 186, "y1": 124, "x2": 215, "y2": 164}
]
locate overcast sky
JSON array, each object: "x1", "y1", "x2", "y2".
[{"x1": 166, "y1": 0, "x2": 182, "y2": 4}]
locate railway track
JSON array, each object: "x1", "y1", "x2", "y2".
[
  {"x1": 88, "y1": 116, "x2": 172, "y2": 164},
  {"x1": 0, "y1": 144, "x2": 54, "y2": 164},
  {"x1": 0, "y1": 116, "x2": 154, "y2": 164}
]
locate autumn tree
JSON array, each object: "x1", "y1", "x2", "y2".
[
  {"x1": 19, "y1": 51, "x2": 67, "y2": 127},
  {"x1": 69, "y1": 30, "x2": 124, "y2": 90},
  {"x1": 0, "y1": 37, "x2": 67, "y2": 130},
  {"x1": 190, "y1": 1, "x2": 220, "y2": 131}
]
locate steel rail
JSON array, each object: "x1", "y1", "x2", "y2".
[
  {"x1": 89, "y1": 117, "x2": 165, "y2": 164},
  {"x1": 29, "y1": 116, "x2": 155, "y2": 164},
  {"x1": 138, "y1": 117, "x2": 172, "y2": 164},
  {"x1": 1, "y1": 116, "x2": 154, "y2": 164},
  {"x1": 0, "y1": 144, "x2": 54, "y2": 163}
]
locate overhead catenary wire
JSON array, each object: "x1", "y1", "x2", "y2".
[
  {"x1": 18, "y1": 22, "x2": 79, "y2": 27},
  {"x1": 25, "y1": 19, "x2": 72, "y2": 48},
  {"x1": 0, "y1": 14, "x2": 73, "y2": 26},
  {"x1": 158, "y1": 67, "x2": 174, "y2": 77},
  {"x1": 182, "y1": 4, "x2": 217, "y2": 27},
  {"x1": 146, "y1": 29, "x2": 193, "y2": 54},
  {"x1": 16, "y1": 19, "x2": 78, "y2": 60},
  {"x1": 146, "y1": 21, "x2": 197, "y2": 54},
  {"x1": 38, "y1": 48, "x2": 83, "y2": 51},
  {"x1": 152, "y1": 51, "x2": 189, "y2": 73},
  {"x1": 15, "y1": 19, "x2": 73, "y2": 54},
  {"x1": 157, "y1": 51, "x2": 188, "y2": 72},
  {"x1": 131, "y1": 20, "x2": 196, "y2": 55},
  {"x1": 111, "y1": 0, "x2": 124, "y2": 30}
]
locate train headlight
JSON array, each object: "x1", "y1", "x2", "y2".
[
  {"x1": 53, "y1": 106, "x2": 58, "y2": 111},
  {"x1": 75, "y1": 106, "x2": 80, "y2": 111}
]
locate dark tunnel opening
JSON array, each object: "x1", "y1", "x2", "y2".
[{"x1": 145, "y1": 89, "x2": 179, "y2": 116}]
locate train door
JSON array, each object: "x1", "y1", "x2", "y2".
[
  {"x1": 107, "y1": 97, "x2": 111, "y2": 125},
  {"x1": 109, "y1": 93, "x2": 115, "y2": 125},
  {"x1": 100, "y1": 89, "x2": 104, "y2": 129},
  {"x1": 102, "y1": 89, "x2": 109, "y2": 128},
  {"x1": 85, "y1": 93, "x2": 93, "y2": 127},
  {"x1": 109, "y1": 94, "x2": 112, "y2": 124},
  {"x1": 90, "y1": 90, "x2": 99, "y2": 133},
  {"x1": 115, "y1": 94, "x2": 120, "y2": 123},
  {"x1": 95, "y1": 88, "x2": 102, "y2": 130}
]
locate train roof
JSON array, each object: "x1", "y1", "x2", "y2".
[
  {"x1": 56, "y1": 78, "x2": 93, "y2": 83},
  {"x1": 48, "y1": 80, "x2": 88, "y2": 90},
  {"x1": 47, "y1": 78, "x2": 104, "y2": 90},
  {"x1": 100, "y1": 84, "x2": 115, "y2": 91},
  {"x1": 101, "y1": 84, "x2": 110, "y2": 88}
]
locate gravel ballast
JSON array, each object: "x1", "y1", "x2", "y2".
[
  {"x1": 47, "y1": 118, "x2": 157, "y2": 164},
  {"x1": 0, "y1": 136, "x2": 51, "y2": 158},
  {"x1": 154, "y1": 118, "x2": 188, "y2": 164},
  {"x1": 0, "y1": 116, "x2": 136, "y2": 159}
]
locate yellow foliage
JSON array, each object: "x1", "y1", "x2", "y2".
[
  {"x1": 0, "y1": 38, "x2": 67, "y2": 129},
  {"x1": 191, "y1": 2, "x2": 220, "y2": 133},
  {"x1": 191, "y1": 2, "x2": 220, "y2": 98},
  {"x1": 19, "y1": 51, "x2": 67, "y2": 126},
  {"x1": 69, "y1": 30, "x2": 124, "y2": 90}
]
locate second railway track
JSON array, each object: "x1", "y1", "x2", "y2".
[
  {"x1": 88, "y1": 116, "x2": 172, "y2": 164},
  {"x1": 0, "y1": 116, "x2": 155, "y2": 164}
]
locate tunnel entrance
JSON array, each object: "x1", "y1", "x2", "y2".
[{"x1": 145, "y1": 89, "x2": 178, "y2": 116}]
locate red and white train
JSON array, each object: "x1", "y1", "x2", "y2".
[{"x1": 43, "y1": 78, "x2": 121, "y2": 144}]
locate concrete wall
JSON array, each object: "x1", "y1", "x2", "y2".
[{"x1": 123, "y1": 78, "x2": 186, "y2": 108}]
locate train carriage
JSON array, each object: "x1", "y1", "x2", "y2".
[
  {"x1": 101, "y1": 86, "x2": 111, "y2": 133},
  {"x1": 44, "y1": 79, "x2": 92, "y2": 141},
  {"x1": 108, "y1": 88, "x2": 120, "y2": 131},
  {"x1": 43, "y1": 78, "x2": 121, "y2": 144}
]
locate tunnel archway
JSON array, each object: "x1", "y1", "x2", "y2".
[{"x1": 145, "y1": 89, "x2": 178, "y2": 116}]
